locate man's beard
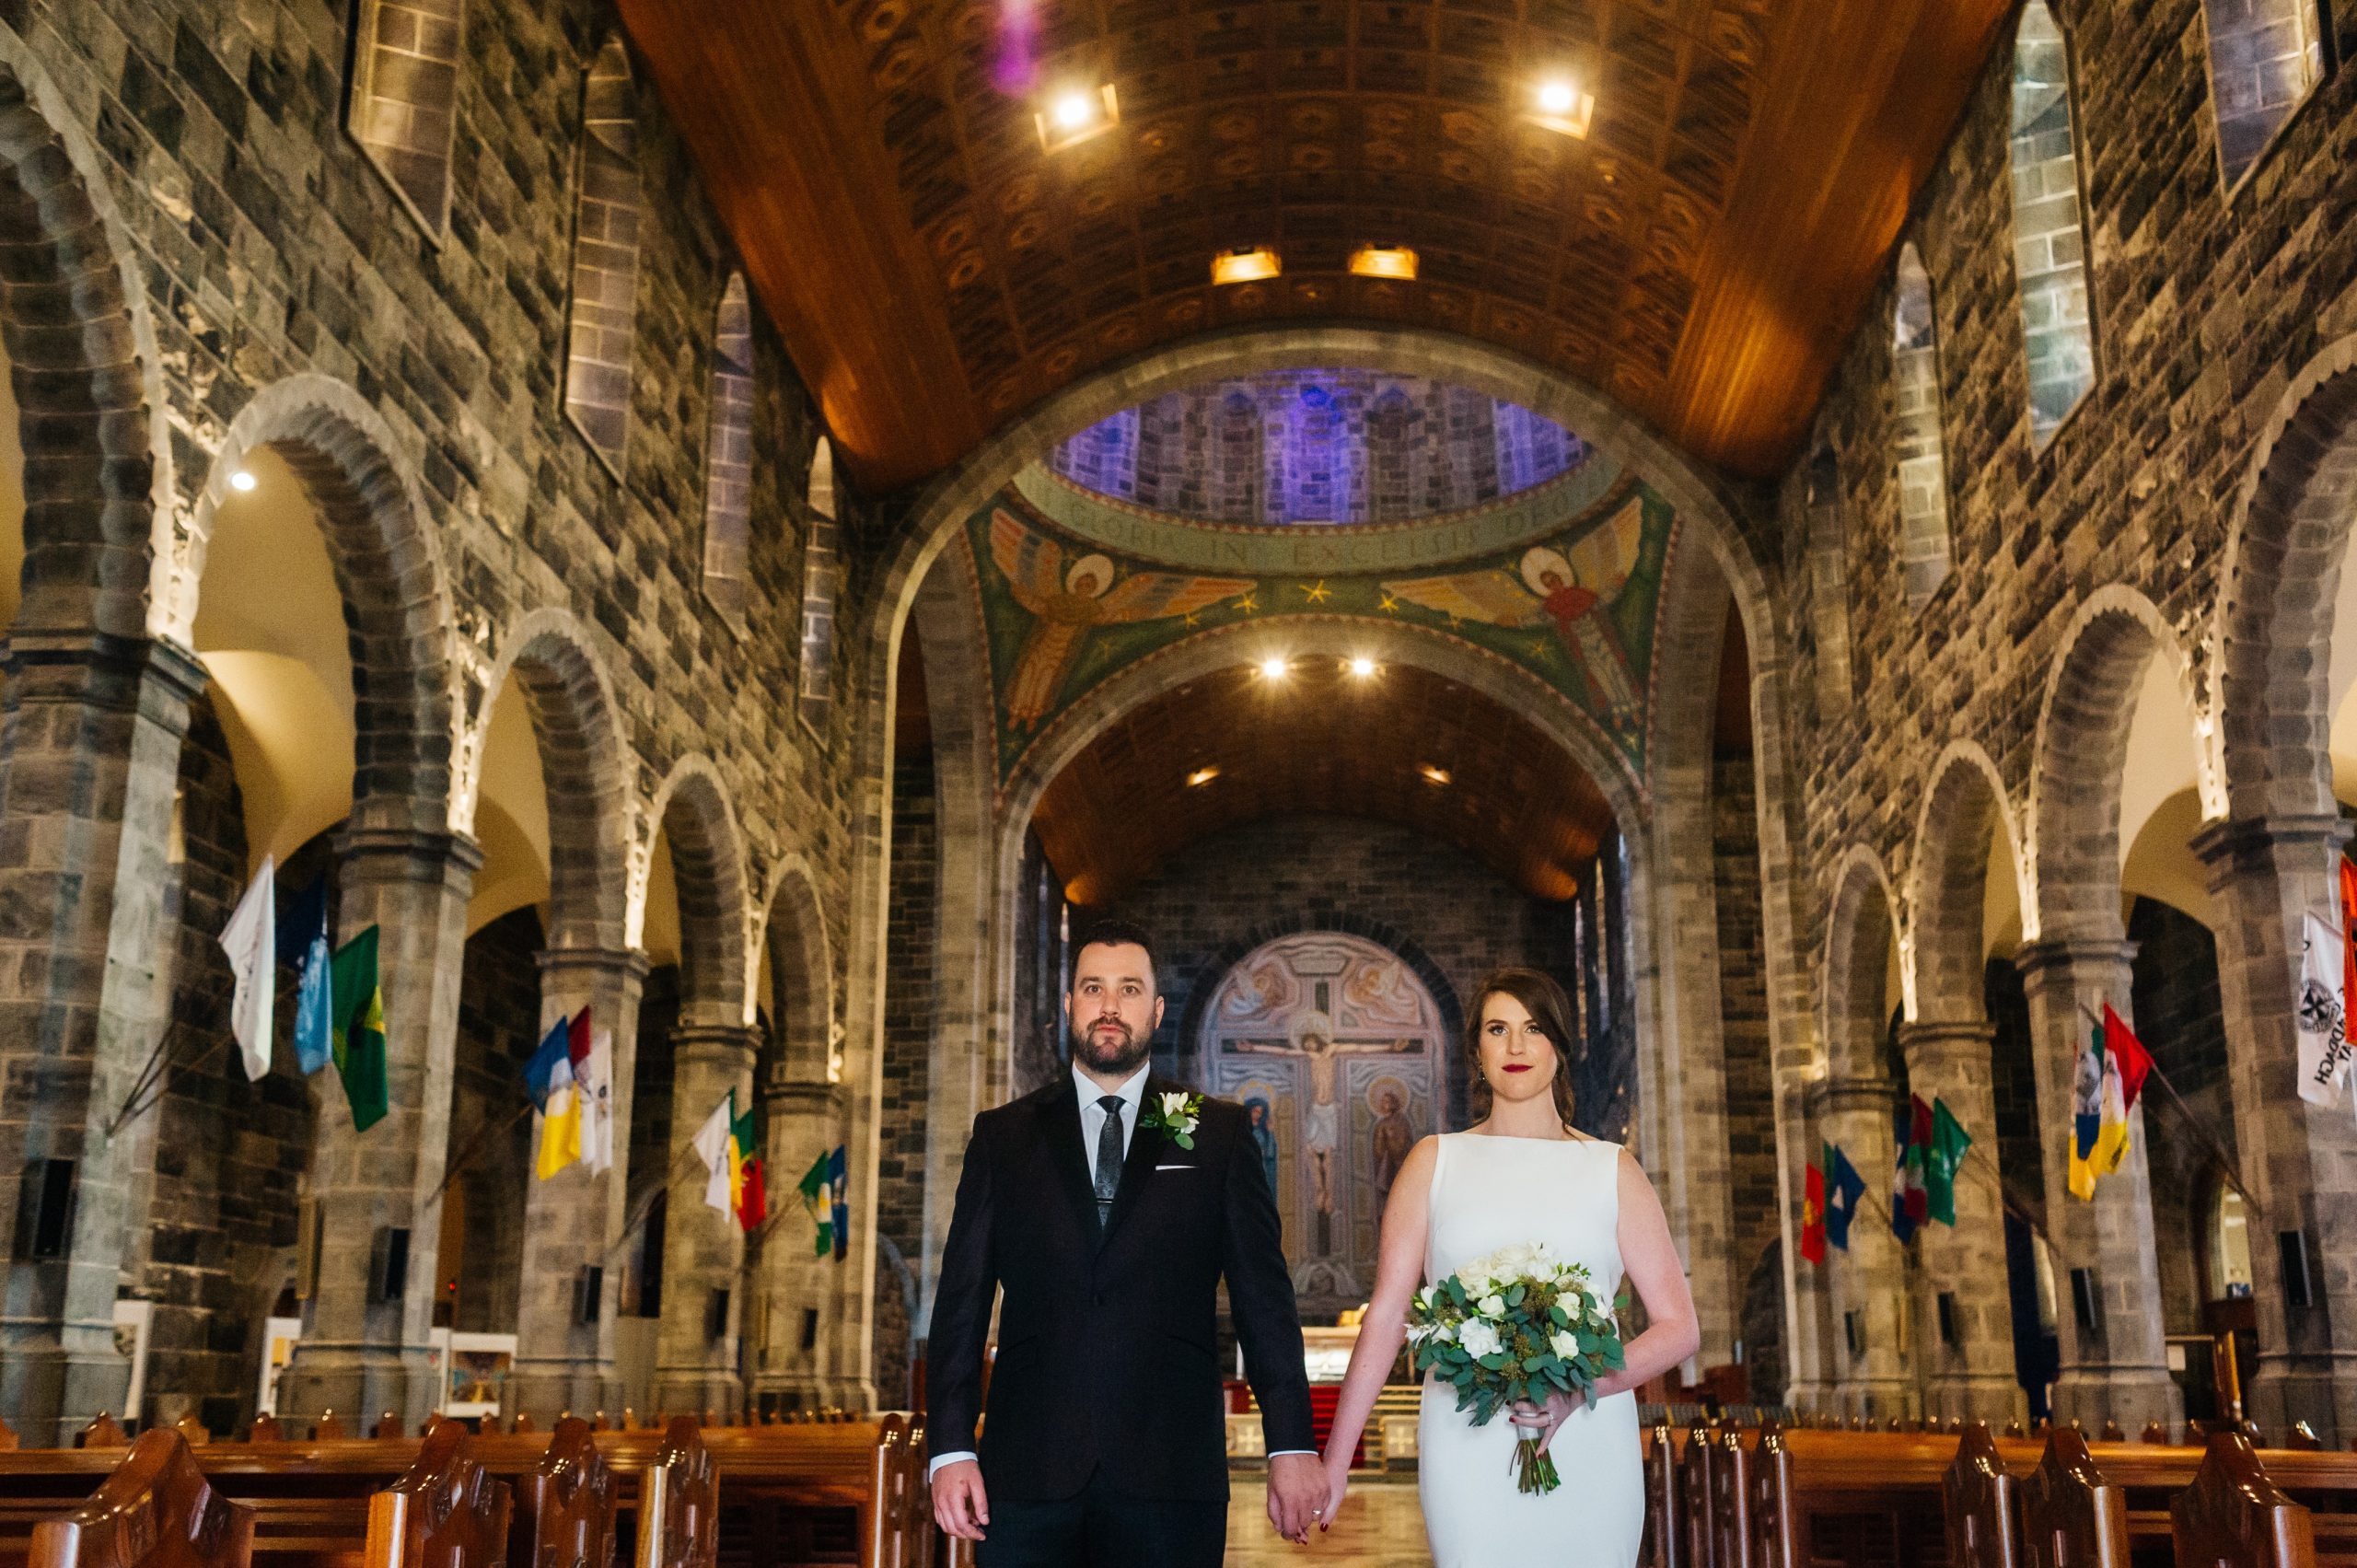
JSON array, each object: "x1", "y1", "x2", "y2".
[{"x1": 1072, "y1": 1016, "x2": 1151, "y2": 1075}]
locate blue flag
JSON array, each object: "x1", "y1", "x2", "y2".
[
  {"x1": 1824, "y1": 1144, "x2": 1867, "y2": 1250},
  {"x1": 826, "y1": 1144, "x2": 848, "y2": 1260},
  {"x1": 276, "y1": 876, "x2": 332, "y2": 1074},
  {"x1": 522, "y1": 1016, "x2": 572, "y2": 1112}
]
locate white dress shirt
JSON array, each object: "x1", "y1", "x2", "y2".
[{"x1": 929, "y1": 1063, "x2": 1312, "y2": 1479}]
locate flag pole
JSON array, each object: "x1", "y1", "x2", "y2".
[
  {"x1": 2076, "y1": 1001, "x2": 2267, "y2": 1223},
  {"x1": 425, "y1": 1098, "x2": 536, "y2": 1206}
]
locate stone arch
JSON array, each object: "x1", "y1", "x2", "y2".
[
  {"x1": 758, "y1": 853, "x2": 835, "y2": 1084},
  {"x1": 1823, "y1": 845, "x2": 1902, "y2": 1082},
  {"x1": 0, "y1": 25, "x2": 175, "y2": 641},
  {"x1": 640, "y1": 755, "x2": 752, "y2": 1025},
  {"x1": 468, "y1": 608, "x2": 632, "y2": 951},
  {"x1": 2211, "y1": 330, "x2": 2357, "y2": 823},
  {"x1": 171, "y1": 373, "x2": 458, "y2": 827},
  {"x1": 1908, "y1": 741, "x2": 2027, "y2": 1025},
  {"x1": 2030, "y1": 585, "x2": 2211, "y2": 943}
]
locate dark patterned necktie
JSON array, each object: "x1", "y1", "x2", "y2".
[{"x1": 1094, "y1": 1094, "x2": 1126, "y2": 1222}]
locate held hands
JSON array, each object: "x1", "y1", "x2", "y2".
[
  {"x1": 1266, "y1": 1452, "x2": 1329, "y2": 1545},
  {"x1": 930, "y1": 1459, "x2": 989, "y2": 1542},
  {"x1": 1317, "y1": 1450, "x2": 1352, "y2": 1537},
  {"x1": 1506, "y1": 1388, "x2": 1587, "y2": 1455}
]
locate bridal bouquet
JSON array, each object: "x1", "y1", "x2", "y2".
[{"x1": 1407, "y1": 1242, "x2": 1627, "y2": 1495}]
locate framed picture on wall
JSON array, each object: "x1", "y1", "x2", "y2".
[
  {"x1": 256, "y1": 1316, "x2": 302, "y2": 1415},
  {"x1": 111, "y1": 1300, "x2": 153, "y2": 1425},
  {"x1": 443, "y1": 1331, "x2": 517, "y2": 1419}
]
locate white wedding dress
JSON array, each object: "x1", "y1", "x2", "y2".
[{"x1": 1419, "y1": 1132, "x2": 1643, "y2": 1568}]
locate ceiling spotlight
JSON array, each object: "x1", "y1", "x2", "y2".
[
  {"x1": 1258, "y1": 656, "x2": 1291, "y2": 680},
  {"x1": 1346, "y1": 656, "x2": 1378, "y2": 679},
  {"x1": 1348, "y1": 244, "x2": 1418, "y2": 282},
  {"x1": 1212, "y1": 247, "x2": 1283, "y2": 285},
  {"x1": 1035, "y1": 83, "x2": 1119, "y2": 152},
  {"x1": 1186, "y1": 765, "x2": 1221, "y2": 788},
  {"x1": 1529, "y1": 76, "x2": 1596, "y2": 138},
  {"x1": 227, "y1": 469, "x2": 258, "y2": 493},
  {"x1": 1419, "y1": 763, "x2": 1452, "y2": 786}
]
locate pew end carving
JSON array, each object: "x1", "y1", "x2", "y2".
[
  {"x1": 638, "y1": 1416, "x2": 717, "y2": 1568},
  {"x1": 2168, "y1": 1432, "x2": 2314, "y2": 1568},
  {"x1": 1944, "y1": 1423, "x2": 2022, "y2": 1568},
  {"x1": 514, "y1": 1416, "x2": 617, "y2": 1568},
  {"x1": 365, "y1": 1420, "x2": 514, "y2": 1568},
  {"x1": 28, "y1": 1430, "x2": 254, "y2": 1568}
]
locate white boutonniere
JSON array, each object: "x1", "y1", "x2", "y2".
[{"x1": 1139, "y1": 1089, "x2": 1204, "y2": 1151}]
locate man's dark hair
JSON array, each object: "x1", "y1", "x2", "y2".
[{"x1": 1070, "y1": 918, "x2": 1159, "y2": 992}]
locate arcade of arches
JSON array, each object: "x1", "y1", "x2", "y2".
[{"x1": 0, "y1": 0, "x2": 2352, "y2": 1458}]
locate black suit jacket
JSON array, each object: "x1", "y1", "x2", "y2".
[{"x1": 925, "y1": 1073, "x2": 1316, "y2": 1502}]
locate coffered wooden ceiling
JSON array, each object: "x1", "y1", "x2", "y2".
[
  {"x1": 1030, "y1": 657, "x2": 1616, "y2": 904},
  {"x1": 618, "y1": 0, "x2": 2012, "y2": 492}
]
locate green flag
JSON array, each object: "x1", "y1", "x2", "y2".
[
  {"x1": 1926, "y1": 1097, "x2": 1973, "y2": 1226},
  {"x1": 797, "y1": 1150, "x2": 833, "y2": 1258},
  {"x1": 328, "y1": 925, "x2": 389, "y2": 1132}
]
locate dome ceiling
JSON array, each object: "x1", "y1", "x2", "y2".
[{"x1": 615, "y1": 0, "x2": 2014, "y2": 491}]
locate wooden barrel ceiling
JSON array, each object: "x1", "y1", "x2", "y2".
[{"x1": 616, "y1": 0, "x2": 2014, "y2": 493}]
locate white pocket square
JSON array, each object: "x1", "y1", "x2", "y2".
[{"x1": 1155, "y1": 1163, "x2": 1195, "y2": 1171}]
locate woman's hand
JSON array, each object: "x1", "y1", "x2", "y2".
[
  {"x1": 1506, "y1": 1388, "x2": 1587, "y2": 1453},
  {"x1": 1318, "y1": 1451, "x2": 1352, "y2": 1534}
]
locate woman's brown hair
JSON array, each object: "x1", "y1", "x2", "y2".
[{"x1": 1464, "y1": 967, "x2": 1581, "y2": 1130}]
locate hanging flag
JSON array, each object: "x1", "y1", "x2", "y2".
[
  {"x1": 1891, "y1": 1098, "x2": 1930, "y2": 1242},
  {"x1": 2068, "y1": 1018, "x2": 2105, "y2": 1201},
  {"x1": 578, "y1": 1028, "x2": 615, "y2": 1175},
  {"x1": 276, "y1": 875, "x2": 332, "y2": 1074},
  {"x1": 2296, "y1": 912, "x2": 2353, "y2": 1109},
  {"x1": 730, "y1": 1098, "x2": 767, "y2": 1233},
  {"x1": 797, "y1": 1149, "x2": 834, "y2": 1257},
  {"x1": 1925, "y1": 1099, "x2": 1973, "y2": 1226},
  {"x1": 827, "y1": 1144, "x2": 849, "y2": 1260},
  {"x1": 535, "y1": 1052, "x2": 581, "y2": 1179},
  {"x1": 2099, "y1": 1005, "x2": 2154, "y2": 1119},
  {"x1": 1824, "y1": 1143, "x2": 1866, "y2": 1250},
  {"x1": 2340, "y1": 856, "x2": 2357, "y2": 1038},
  {"x1": 693, "y1": 1094, "x2": 736, "y2": 1215},
  {"x1": 567, "y1": 1008, "x2": 593, "y2": 1074},
  {"x1": 523, "y1": 1016, "x2": 572, "y2": 1112},
  {"x1": 1801, "y1": 1153, "x2": 1827, "y2": 1265},
  {"x1": 328, "y1": 926, "x2": 389, "y2": 1132},
  {"x1": 219, "y1": 854, "x2": 276, "y2": 1081}
]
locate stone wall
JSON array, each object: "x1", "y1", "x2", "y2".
[
  {"x1": 1714, "y1": 755, "x2": 1781, "y2": 1284},
  {"x1": 876, "y1": 749, "x2": 936, "y2": 1272},
  {"x1": 447, "y1": 907, "x2": 543, "y2": 1336},
  {"x1": 2129, "y1": 896, "x2": 2235, "y2": 1334}
]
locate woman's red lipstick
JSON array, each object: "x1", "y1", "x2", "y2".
[{"x1": 1503, "y1": 1063, "x2": 1533, "y2": 1073}]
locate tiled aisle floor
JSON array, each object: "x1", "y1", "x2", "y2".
[{"x1": 1225, "y1": 1475, "x2": 1434, "y2": 1567}]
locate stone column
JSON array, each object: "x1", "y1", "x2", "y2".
[
  {"x1": 1814, "y1": 1074, "x2": 1912, "y2": 1419},
  {"x1": 650, "y1": 1022, "x2": 760, "y2": 1417},
  {"x1": 2014, "y1": 940, "x2": 2179, "y2": 1433},
  {"x1": 749, "y1": 1078, "x2": 848, "y2": 1411},
  {"x1": 0, "y1": 633, "x2": 206, "y2": 1444},
  {"x1": 1780, "y1": 1078, "x2": 1838, "y2": 1413},
  {"x1": 505, "y1": 946, "x2": 648, "y2": 1424},
  {"x1": 276, "y1": 826, "x2": 482, "y2": 1434},
  {"x1": 1898, "y1": 1019, "x2": 2024, "y2": 1424},
  {"x1": 2193, "y1": 814, "x2": 2357, "y2": 1446}
]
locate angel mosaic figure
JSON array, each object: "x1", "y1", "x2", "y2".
[
  {"x1": 1382, "y1": 494, "x2": 1648, "y2": 726},
  {"x1": 989, "y1": 508, "x2": 1255, "y2": 727}
]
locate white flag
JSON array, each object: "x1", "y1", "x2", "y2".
[
  {"x1": 692, "y1": 1094, "x2": 735, "y2": 1214},
  {"x1": 218, "y1": 854, "x2": 276, "y2": 1082},
  {"x1": 2296, "y1": 912, "x2": 2351, "y2": 1108},
  {"x1": 579, "y1": 1028, "x2": 615, "y2": 1174}
]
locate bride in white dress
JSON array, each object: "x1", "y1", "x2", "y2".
[{"x1": 1315, "y1": 969, "x2": 1701, "y2": 1567}]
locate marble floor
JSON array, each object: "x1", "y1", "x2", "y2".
[{"x1": 1226, "y1": 1475, "x2": 1433, "y2": 1568}]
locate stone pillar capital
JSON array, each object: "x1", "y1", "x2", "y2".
[
  {"x1": 763, "y1": 1077, "x2": 846, "y2": 1119},
  {"x1": 2189, "y1": 812, "x2": 2352, "y2": 867},
  {"x1": 671, "y1": 1022, "x2": 761, "y2": 1072},
  {"x1": 1896, "y1": 1018, "x2": 1998, "y2": 1069},
  {"x1": 1813, "y1": 1074, "x2": 1896, "y2": 1116},
  {"x1": 2, "y1": 630, "x2": 208, "y2": 716},
  {"x1": 334, "y1": 825, "x2": 485, "y2": 882},
  {"x1": 536, "y1": 946, "x2": 652, "y2": 983},
  {"x1": 2014, "y1": 937, "x2": 2136, "y2": 990}
]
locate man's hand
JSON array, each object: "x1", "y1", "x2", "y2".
[
  {"x1": 931, "y1": 1459, "x2": 990, "y2": 1542},
  {"x1": 1266, "y1": 1452, "x2": 1329, "y2": 1545}
]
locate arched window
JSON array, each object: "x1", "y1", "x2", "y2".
[
  {"x1": 2007, "y1": 3, "x2": 2096, "y2": 446},
  {"x1": 797, "y1": 436, "x2": 841, "y2": 733},
  {"x1": 2200, "y1": 0, "x2": 2327, "y2": 190},
  {"x1": 702, "y1": 275, "x2": 754, "y2": 630},
  {"x1": 563, "y1": 37, "x2": 641, "y2": 476},
  {"x1": 346, "y1": 0, "x2": 465, "y2": 235},
  {"x1": 1805, "y1": 445, "x2": 1854, "y2": 715},
  {"x1": 1891, "y1": 243, "x2": 1952, "y2": 604}
]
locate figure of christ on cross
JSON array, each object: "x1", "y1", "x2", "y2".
[{"x1": 1228, "y1": 1016, "x2": 1416, "y2": 1255}]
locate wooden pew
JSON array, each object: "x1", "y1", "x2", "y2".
[
  {"x1": 1642, "y1": 1423, "x2": 1679, "y2": 1568},
  {"x1": 512, "y1": 1418, "x2": 615, "y2": 1568},
  {"x1": 366, "y1": 1423, "x2": 511, "y2": 1568},
  {"x1": 2018, "y1": 1425, "x2": 2128, "y2": 1568},
  {"x1": 1682, "y1": 1425, "x2": 1720, "y2": 1568},
  {"x1": 2172, "y1": 1432, "x2": 2313, "y2": 1568},
  {"x1": 29, "y1": 1432, "x2": 252, "y2": 1568},
  {"x1": 1945, "y1": 1423, "x2": 2021, "y2": 1568},
  {"x1": 634, "y1": 1420, "x2": 714, "y2": 1568},
  {"x1": 1710, "y1": 1425, "x2": 1756, "y2": 1568}
]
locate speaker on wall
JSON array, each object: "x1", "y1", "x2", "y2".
[
  {"x1": 369, "y1": 1226, "x2": 410, "y2": 1303},
  {"x1": 13, "y1": 1158, "x2": 75, "y2": 1260}
]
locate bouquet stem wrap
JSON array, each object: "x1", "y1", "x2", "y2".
[{"x1": 1407, "y1": 1242, "x2": 1627, "y2": 1496}]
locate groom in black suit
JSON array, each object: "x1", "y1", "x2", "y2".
[{"x1": 927, "y1": 920, "x2": 1327, "y2": 1565}]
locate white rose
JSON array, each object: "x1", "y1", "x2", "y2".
[
  {"x1": 1459, "y1": 1319, "x2": 1503, "y2": 1359},
  {"x1": 1478, "y1": 1293, "x2": 1507, "y2": 1318},
  {"x1": 1549, "y1": 1329, "x2": 1581, "y2": 1361}
]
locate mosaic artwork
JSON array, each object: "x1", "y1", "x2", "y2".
[
  {"x1": 1198, "y1": 932, "x2": 1442, "y2": 1310},
  {"x1": 966, "y1": 473, "x2": 1678, "y2": 785}
]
